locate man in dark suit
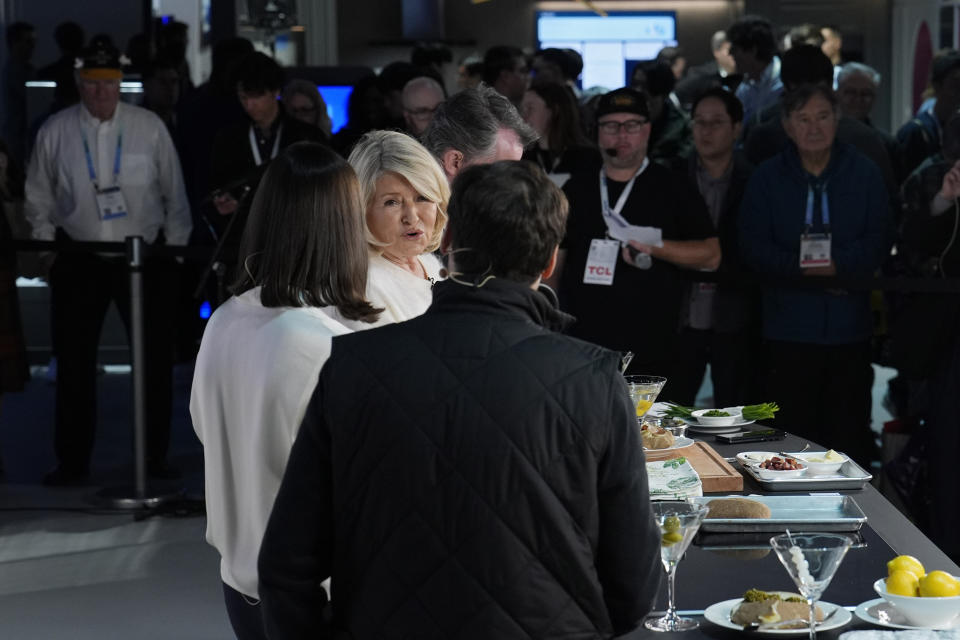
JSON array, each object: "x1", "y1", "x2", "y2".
[{"x1": 672, "y1": 88, "x2": 759, "y2": 407}]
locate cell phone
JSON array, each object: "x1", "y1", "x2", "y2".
[{"x1": 715, "y1": 429, "x2": 787, "y2": 444}]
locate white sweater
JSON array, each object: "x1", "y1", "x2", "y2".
[
  {"x1": 189, "y1": 287, "x2": 351, "y2": 597},
  {"x1": 338, "y1": 251, "x2": 442, "y2": 330}
]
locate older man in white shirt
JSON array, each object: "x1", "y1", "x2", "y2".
[{"x1": 25, "y1": 42, "x2": 191, "y2": 485}]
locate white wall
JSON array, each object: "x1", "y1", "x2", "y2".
[{"x1": 155, "y1": 0, "x2": 211, "y2": 85}]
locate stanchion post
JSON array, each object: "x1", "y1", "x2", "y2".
[
  {"x1": 95, "y1": 235, "x2": 182, "y2": 510},
  {"x1": 127, "y1": 236, "x2": 147, "y2": 499}
]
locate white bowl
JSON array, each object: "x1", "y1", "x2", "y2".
[
  {"x1": 874, "y1": 577, "x2": 960, "y2": 628},
  {"x1": 755, "y1": 457, "x2": 807, "y2": 480},
  {"x1": 691, "y1": 408, "x2": 741, "y2": 426},
  {"x1": 794, "y1": 451, "x2": 848, "y2": 476}
]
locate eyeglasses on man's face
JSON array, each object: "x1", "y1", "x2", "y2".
[
  {"x1": 404, "y1": 105, "x2": 439, "y2": 119},
  {"x1": 597, "y1": 119, "x2": 648, "y2": 135}
]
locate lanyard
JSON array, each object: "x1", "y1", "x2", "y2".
[
  {"x1": 81, "y1": 129, "x2": 123, "y2": 189},
  {"x1": 249, "y1": 123, "x2": 283, "y2": 166},
  {"x1": 598, "y1": 158, "x2": 649, "y2": 230},
  {"x1": 804, "y1": 182, "x2": 830, "y2": 232}
]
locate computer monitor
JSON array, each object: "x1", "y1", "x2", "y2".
[
  {"x1": 316, "y1": 85, "x2": 353, "y2": 134},
  {"x1": 535, "y1": 10, "x2": 677, "y2": 90}
]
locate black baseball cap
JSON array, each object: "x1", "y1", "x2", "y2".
[{"x1": 595, "y1": 87, "x2": 650, "y2": 121}]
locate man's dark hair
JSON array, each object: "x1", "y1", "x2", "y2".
[
  {"x1": 448, "y1": 161, "x2": 568, "y2": 283},
  {"x1": 377, "y1": 61, "x2": 421, "y2": 93},
  {"x1": 482, "y1": 45, "x2": 524, "y2": 85},
  {"x1": 727, "y1": 15, "x2": 777, "y2": 64},
  {"x1": 421, "y1": 85, "x2": 538, "y2": 164},
  {"x1": 232, "y1": 142, "x2": 381, "y2": 322},
  {"x1": 781, "y1": 83, "x2": 838, "y2": 118},
  {"x1": 210, "y1": 37, "x2": 254, "y2": 91},
  {"x1": 780, "y1": 44, "x2": 834, "y2": 89},
  {"x1": 631, "y1": 61, "x2": 675, "y2": 97},
  {"x1": 535, "y1": 48, "x2": 582, "y2": 81},
  {"x1": 5, "y1": 22, "x2": 34, "y2": 50},
  {"x1": 691, "y1": 87, "x2": 744, "y2": 124},
  {"x1": 232, "y1": 51, "x2": 284, "y2": 94},
  {"x1": 656, "y1": 46, "x2": 685, "y2": 67},
  {"x1": 411, "y1": 44, "x2": 452, "y2": 68},
  {"x1": 53, "y1": 21, "x2": 84, "y2": 54},
  {"x1": 932, "y1": 52, "x2": 960, "y2": 87}
]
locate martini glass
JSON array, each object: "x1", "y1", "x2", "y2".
[
  {"x1": 645, "y1": 501, "x2": 710, "y2": 632},
  {"x1": 770, "y1": 533, "x2": 853, "y2": 640},
  {"x1": 625, "y1": 375, "x2": 667, "y2": 422}
]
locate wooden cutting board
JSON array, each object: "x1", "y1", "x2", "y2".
[{"x1": 645, "y1": 441, "x2": 743, "y2": 493}]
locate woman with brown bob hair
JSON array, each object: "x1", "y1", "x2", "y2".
[{"x1": 190, "y1": 141, "x2": 379, "y2": 640}]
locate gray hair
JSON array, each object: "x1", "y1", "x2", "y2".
[
  {"x1": 837, "y1": 62, "x2": 881, "y2": 87},
  {"x1": 420, "y1": 84, "x2": 538, "y2": 164},
  {"x1": 401, "y1": 76, "x2": 445, "y2": 108}
]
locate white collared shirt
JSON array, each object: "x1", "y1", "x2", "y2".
[{"x1": 25, "y1": 101, "x2": 191, "y2": 245}]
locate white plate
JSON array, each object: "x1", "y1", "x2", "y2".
[
  {"x1": 644, "y1": 436, "x2": 694, "y2": 452},
  {"x1": 854, "y1": 597, "x2": 960, "y2": 630},
  {"x1": 704, "y1": 598, "x2": 851, "y2": 634},
  {"x1": 683, "y1": 417, "x2": 756, "y2": 430}
]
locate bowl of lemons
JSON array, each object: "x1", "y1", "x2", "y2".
[{"x1": 874, "y1": 555, "x2": 960, "y2": 628}]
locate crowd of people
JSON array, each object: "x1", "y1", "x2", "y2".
[{"x1": 0, "y1": 12, "x2": 959, "y2": 639}]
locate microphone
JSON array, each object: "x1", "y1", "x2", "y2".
[{"x1": 605, "y1": 148, "x2": 618, "y2": 157}]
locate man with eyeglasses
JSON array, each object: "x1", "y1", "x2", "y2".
[
  {"x1": 401, "y1": 76, "x2": 445, "y2": 137},
  {"x1": 24, "y1": 42, "x2": 191, "y2": 484},
  {"x1": 555, "y1": 87, "x2": 720, "y2": 378},
  {"x1": 670, "y1": 87, "x2": 759, "y2": 407}
]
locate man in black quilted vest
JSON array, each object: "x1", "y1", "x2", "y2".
[{"x1": 258, "y1": 160, "x2": 662, "y2": 639}]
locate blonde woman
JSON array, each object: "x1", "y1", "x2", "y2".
[{"x1": 346, "y1": 130, "x2": 450, "y2": 326}]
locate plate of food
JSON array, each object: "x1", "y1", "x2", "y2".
[
  {"x1": 703, "y1": 590, "x2": 851, "y2": 634},
  {"x1": 640, "y1": 423, "x2": 694, "y2": 451},
  {"x1": 664, "y1": 402, "x2": 778, "y2": 433}
]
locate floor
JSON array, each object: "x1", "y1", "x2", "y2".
[{"x1": 0, "y1": 358, "x2": 899, "y2": 639}]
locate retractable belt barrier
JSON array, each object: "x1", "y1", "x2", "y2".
[{"x1": 9, "y1": 237, "x2": 960, "y2": 509}]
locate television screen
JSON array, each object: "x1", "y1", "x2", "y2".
[
  {"x1": 317, "y1": 85, "x2": 353, "y2": 134},
  {"x1": 536, "y1": 10, "x2": 677, "y2": 90}
]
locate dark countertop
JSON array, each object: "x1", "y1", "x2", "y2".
[{"x1": 618, "y1": 431, "x2": 958, "y2": 638}]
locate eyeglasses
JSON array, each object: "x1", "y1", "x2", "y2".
[{"x1": 597, "y1": 119, "x2": 648, "y2": 135}]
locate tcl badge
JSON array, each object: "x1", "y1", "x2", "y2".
[{"x1": 583, "y1": 239, "x2": 619, "y2": 285}]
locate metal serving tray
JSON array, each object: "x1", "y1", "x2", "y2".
[
  {"x1": 739, "y1": 453, "x2": 873, "y2": 491},
  {"x1": 692, "y1": 495, "x2": 867, "y2": 533}
]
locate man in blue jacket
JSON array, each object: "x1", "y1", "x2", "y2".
[
  {"x1": 739, "y1": 83, "x2": 892, "y2": 468},
  {"x1": 258, "y1": 161, "x2": 662, "y2": 639}
]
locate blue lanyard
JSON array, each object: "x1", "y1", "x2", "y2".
[
  {"x1": 804, "y1": 183, "x2": 830, "y2": 231},
  {"x1": 81, "y1": 130, "x2": 123, "y2": 189}
]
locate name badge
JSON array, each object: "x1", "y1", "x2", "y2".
[
  {"x1": 583, "y1": 239, "x2": 619, "y2": 285},
  {"x1": 800, "y1": 233, "x2": 831, "y2": 268},
  {"x1": 95, "y1": 186, "x2": 129, "y2": 221}
]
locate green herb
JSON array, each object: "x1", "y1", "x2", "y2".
[
  {"x1": 703, "y1": 409, "x2": 731, "y2": 417},
  {"x1": 742, "y1": 403, "x2": 780, "y2": 421},
  {"x1": 743, "y1": 589, "x2": 777, "y2": 602},
  {"x1": 662, "y1": 403, "x2": 695, "y2": 419}
]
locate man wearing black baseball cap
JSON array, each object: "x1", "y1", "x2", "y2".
[{"x1": 555, "y1": 87, "x2": 720, "y2": 379}]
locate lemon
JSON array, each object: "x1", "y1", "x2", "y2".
[
  {"x1": 886, "y1": 570, "x2": 919, "y2": 597},
  {"x1": 887, "y1": 555, "x2": 925, "y2": 580},
  {"x1": 919, "y1": 570, "x2": 960, "y2": 597}
]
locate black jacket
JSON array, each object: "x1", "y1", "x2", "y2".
[
  {"x1": 258, "y1": 278, "x2": 662, "y2": 639},
  {"x1": 686, "y1": 152, "x2": 758, "y2": 333}
]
